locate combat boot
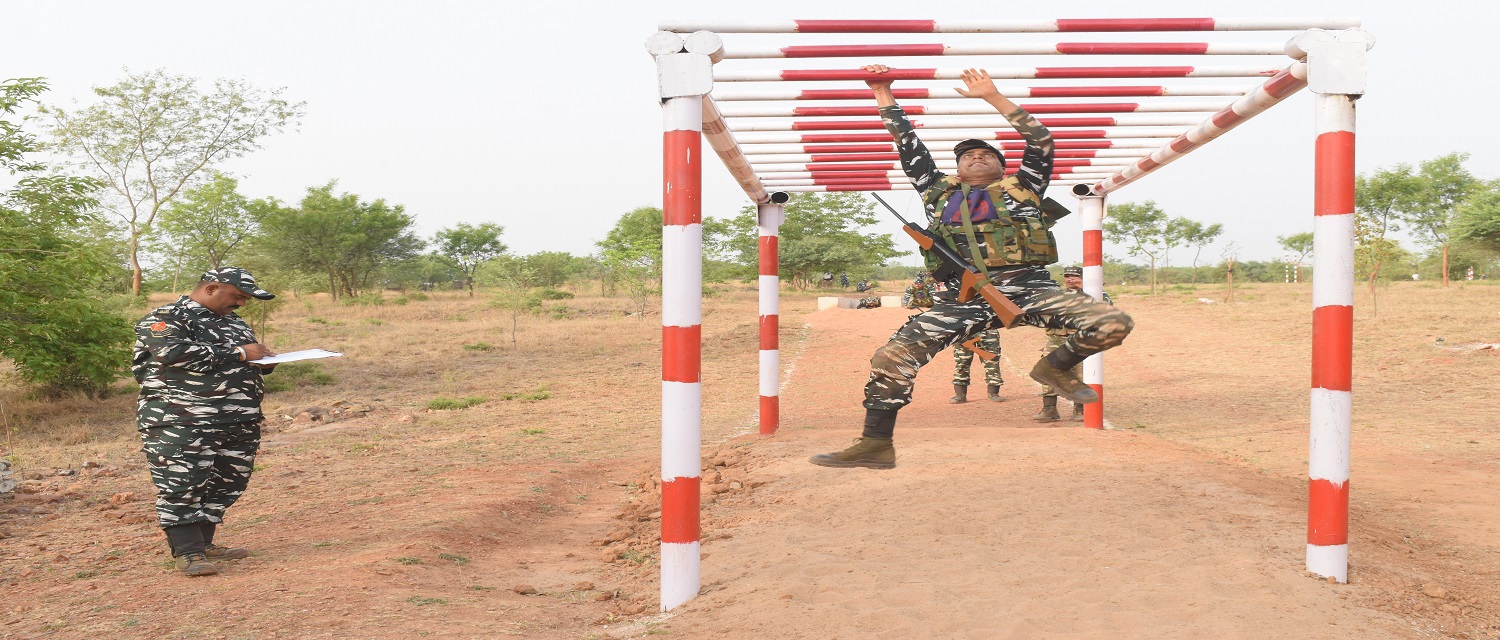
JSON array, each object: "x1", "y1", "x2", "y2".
[
  {"x1": 808, "y1": 438, "x2": 895, "y2": 469},
  {"x1": 987, "y1": 384, "x2": 1004, "y2": 402},
  {"x1": 1032, "y1": 396, "x2": 1061, "y2": 422},
  {"x1": 174, "y1": 552, "x2": 219, "y2": 577},
  {"x1": 1029, "y1": 359, "x2": 1099, "y2": 404},
  {"x1": 948, "y1": 384, "x2": 968, "y2": 404},
  {"x1": 1071, "y1": 403, "x2": 1085, "y2": 421},
  {"x1": 200, "y1": 522, "x2": 252, "y2": 560}
]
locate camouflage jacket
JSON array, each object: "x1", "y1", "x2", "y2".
[
  {"x1": 132, "y1": 296, "x2": 268, "y2": 429},
  {"x1": 880, "y1": 104, "x2": 1059, "y2": 272},
  {"x1": 1047, "y1": 290, "x2": 1115, "y2": 336},
  {"x1": 903, "y1": 281, "x2": 936, "y2": 308}
]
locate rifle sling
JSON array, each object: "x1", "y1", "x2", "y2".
[{"x1": 957, "y1": 184, "x2": 993, "y2": 295}]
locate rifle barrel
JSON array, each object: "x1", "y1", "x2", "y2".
[{"x1": 869, "y1": 193, "x2": 911, "y2": 226}]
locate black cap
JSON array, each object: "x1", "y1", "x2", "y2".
[
  {"x1": 953, "y1": 139, "x2": 1005, "y2": 166},
  {"x1": 1062, "y1": 266, "x2": 1083, "y2": 277},
  {"x1": 200, "y1": 267, "x2": 275, "y2": 300}
]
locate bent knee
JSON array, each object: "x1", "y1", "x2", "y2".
[{"x1": 1083, "y1": 310, "x2": 1133, "y2": 348}]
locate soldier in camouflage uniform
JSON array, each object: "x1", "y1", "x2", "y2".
[
  {"x1": 1036, "y1": 266, "x2": 1114, "y2": 422},
  {"x1": 133, "y1": 267, "x2": 278, "y2": 576},
  {"x1": 901, "y1": 272, "x2": 935, "y2": 309},
  {"x1": 810, "y1": 66, "x2": 1133, "y2": 469},
  {"x1": 950, "y1": 327, "x2": 1004, "y2": 404}
]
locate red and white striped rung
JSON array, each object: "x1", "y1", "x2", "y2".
[
  {"x1": 1087, "y1": 63, "x2": 1309, "y2": 195},
  {"x1": 740, "y1": 139, "x2": 1168, "y2": 155},
  {"x1": 735, "y1": 127, "x2": 1187, "y2": 145},
  {"x1": 701, "y1": 96, "x2": 768, "y2": 203},
  {"x1": 1307, "y1": 92, "x2": 1356, "y2": 584},
  {"x1": 725, "y1": 41, "x2": 1285, "y2": 58},
  {"x1": 751, "y1": 159, "x2": 1135, "y2": 173},
  {"x1": 719, "y1": 100, "x2": 1232, "y2": 118},
  {"x1": 660, "y1": 96, "x2": 702, "y2": 612},
  {"x1": 757, "y1": 202, "x2": 784, "y2": 435},
  {"x1": 744, "y1": 148, "x2": 1152, "y2": 163},
  {"x1": 747, "y1": 155, "x2": 1143, "y2": 169},
  {"x1": 713, "y1": 85, "x2": 1250, "y2": 101},
  {"x1": 661, "y1": 18, "x2": 1359, "y2": 34},
  {"x1": 726, "y1": 113, "x2": 1207, "y2": 131},
  {"x1": 716, "y1": 65, "x2": 1284, "y2": 82}
]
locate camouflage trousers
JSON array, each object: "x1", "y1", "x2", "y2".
[
  {"x1": 864, "y1": 268, "x2": 1133, "y2": 412},
  {"x1": 139, "y1": 421, "x2": 261, "y2": 529},
  {"x1": 1040, "y1": 333, "x2": 1082, "y2": 399},
  {"x1": 952, "y1": 329, "x2": 1003, "y2": 386}
]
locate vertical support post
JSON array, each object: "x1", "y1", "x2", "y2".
[
  {"x1": 1289, "y1": 26, "x2": 1371, "y2": 585},
  {"x1": 1078, "y1": 194, "x2": 1107, "y2": 430},
  {"x1": 1307, "y1": 92, "x2": 1355, "y2": 584},
  {"x1": 757, "y1": 200, "x2": 785, "y2": 435},
  {"x1": 660, "y1": 95, "x2": 704, "y2": 610}
]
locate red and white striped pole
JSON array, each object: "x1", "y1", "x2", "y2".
[
  {"x1": 1290, "y1": 27, "x2": 1373, "y2": 585},
  {"x1": 1078, "y1": 193, "x2": 1107, "y2": 429},
  {"x1": 649, "y1": 30, "x2": 718, "y2": 611},
  {"x1": 757, "y1": 195, "x2": 788, "y2": 435}
]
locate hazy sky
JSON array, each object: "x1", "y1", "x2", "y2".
[{"x1": 9, "y1": 1, "x2": 1491, "y2": 266}]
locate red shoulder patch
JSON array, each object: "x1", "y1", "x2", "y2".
[{"x1": 149, "y1": 321, "x2": 172, "y2": 337}]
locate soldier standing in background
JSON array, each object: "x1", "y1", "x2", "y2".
[
  {"x1": 950, "y1": 328, "x2": 1004, "y2": 404},
  {"x1": 133, "y1": 267, "x2": 278, "y2": 576},
  {"x1": 1035, "y1": 266, "x2": 1114, "y2": 422}
]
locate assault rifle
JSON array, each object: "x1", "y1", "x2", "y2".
[{"x1": 871, "y1": 193, "x2": 1025, "y2": 362}]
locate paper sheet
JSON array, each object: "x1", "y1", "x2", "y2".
[{"x1": 250, "y1": 348, "x2": 343, "y2": 365}]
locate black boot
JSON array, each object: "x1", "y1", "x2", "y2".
[
  {"x1": 200, "y1": 521, "x2": 251, "y2": 560},
  {"x1": 1072, "y1": 403, "x2": 1085, "y2": 421},
  {"x1": 987, "y1": 384, "x2": 1004, "y2": 402},
  {"x1": 1032, "y1": 396, "x2": 1061, "y2": 422},
  {"x1": 949, "y1": 384, "x2": 968, "y2": 404}
]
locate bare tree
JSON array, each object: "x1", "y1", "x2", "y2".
[{"x1": 46, "y1": 69, "x2": 302, "y2": 295}]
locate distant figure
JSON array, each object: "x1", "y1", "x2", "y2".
[
  {"x1": 821, "y1": 272, "x2": 834, "y2": 288},
  {"x1": 856, "y1": 296, "x2": 882, "y2": 309},
  {"x1": 1412, "y1": 273, "x2": 1420, "y2": 281},
  {"x1": 901, "y1": 272, "x2": 935, "y2": 309},
  {"x1": 855, "y1": 279, "x2": 873, "y2": 293},
  {"x1": 951, "y1": 328, "x2": 1004, "y2": 404},
  {"x1": 839, "y1": 273, "x2": 850, "y2": 289}
]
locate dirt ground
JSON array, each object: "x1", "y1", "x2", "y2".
[{"x1": 1, "y1": 281, "x2": 1497, "y2": 639}]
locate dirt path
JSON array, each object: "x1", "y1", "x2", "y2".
[{"x1": 615, "y1": 293, "x2": 1499, "y2": 639}]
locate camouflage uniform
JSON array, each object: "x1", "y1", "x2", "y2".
[
  {"x1": 134, "y1": 293, "x2": 269, "y2": 530},
  {"x1": 862, "y1": 105, "x2": 1133, "y2": 416},
  {"x1": 952, "y1": 328, "x2": 1003, "y2": 387},
  {"x1": 1042, "y1": 290, "x2": 1114, "y2": 397},
  {"x1": 902, "y1": 274, "x2": 936, "y2": 309}
]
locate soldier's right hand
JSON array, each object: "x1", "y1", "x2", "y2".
[
  {"x1": 238, "y1": 343, "x2": 275, "y2": 362},
  {"x1": 862, "y1": 64, "x2": 893, "y2": 90}
]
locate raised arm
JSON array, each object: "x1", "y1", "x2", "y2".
[
  {"x1": 866, "y1": 64, "x2": 944, "y2": 192},
  {"x1": 956, "y1": 68, "x2": 1054, "y2": 194}
]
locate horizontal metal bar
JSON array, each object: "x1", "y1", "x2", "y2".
[
  {"x1": 734, "y1": 127, "x2": 1189, "y2": 144},
  {"x1": 712, "y1": 85, "x2": 1250, "y2": 101},
  {"x1": 661, "y1": 18, "x2": 1359, "y2": 33},
  {"x1": 725, "y1": 41, "x2": 1285, "y2": 59},
  {"x1": 716, "y1": 66, "x2": 1283, "y2": 82},
  {"x1": 717, "y1": 100, "x2": 1232, "y2": 118}
]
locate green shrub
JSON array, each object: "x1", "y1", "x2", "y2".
[
  {"x1": 306, "y1": 316, "x2": 328, "y2": 325},
  {"x1": 462, "y1": 342, "x2": 493, "y2": 351},
  {"x1": 342, "y1": 292, "x2": 386, "y2": 307},
  {"x1": 264, "y1": 362, "x2": 336, "y2": 393},
  {"x1": 406, "y1": 291, "x2": 430, "y2": 301},
  {"x1": 427, "y1": 396, "x2": 485, "y2": 410},
  {"x1": 533, "y1": 288, "x2": 574, "y2": 301},
  {"x1": 499, "y1": 386, "x2": 549, "y2": 402}
]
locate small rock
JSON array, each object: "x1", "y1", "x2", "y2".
[
  {"x1": 81, "y1": 461, "x2": 103, "y2": 469},
  {"x1": 604, "y1": 528, "x2": 632, "y2": 544},
  {"x1": 1440, "y1": 603, "x2": 1460, "y2": 613},
  {"x1": 512, "y1": 585, "x2": 538, "y2": 595},
  {"x1": 728, "y1": 481, "x2": 743, "y2": 490},
  {"x1": 64, "y1": 483, "x2": 85, "y2": 494},
  {"x1": 110, "y1": 492, "x2": 135, "y2": 504},
  {"x1": 1422, "y1": 584, "x2": 1448, "y2": 599},
  {"x1": 574, "y1": 581, "x2": 594, "y2": 591},
  {"x1": 1326, "y1": 576, "x2": 1338, "y2": 584},
  {"x1": 594, "y1": 592, "x2": 615, "y2": 601},
  {"x1": 291, "y1": 412, "x2": 316, "y2": 425},
  {"x1": 623, "y1": 603, "x2": 647, "y2": 615},
  {"x1": 55, "y1": 469, "x2": 76, "y2": 477},
  {"x1": 398, "y1": 415, "x2": 414, "y2": 423},
  {"x1": 708, "y1": 484, "x2": 730, "y2": 494},
  {"x1": 600, "y1": 550, "x2": 618, "y2": 563}
]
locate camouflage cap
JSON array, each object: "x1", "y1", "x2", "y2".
[
  {"x1": 1062, "y1": 266, "x2": 1083, "y2": 277},
  {"x1": 952, "y1": 139, "x2": 1005, "y2": 167},
  {"x1": 200, "y1": 267, "x2": 275, "y2": 300}
]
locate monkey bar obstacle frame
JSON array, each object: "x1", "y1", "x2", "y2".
[{"x1": 648, "y1": 18, "x2": 1370, "y2": 612}]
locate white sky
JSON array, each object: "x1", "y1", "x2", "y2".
[{"x1": 8, "y1": 1, "x2": 1492, "y2": 266}]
